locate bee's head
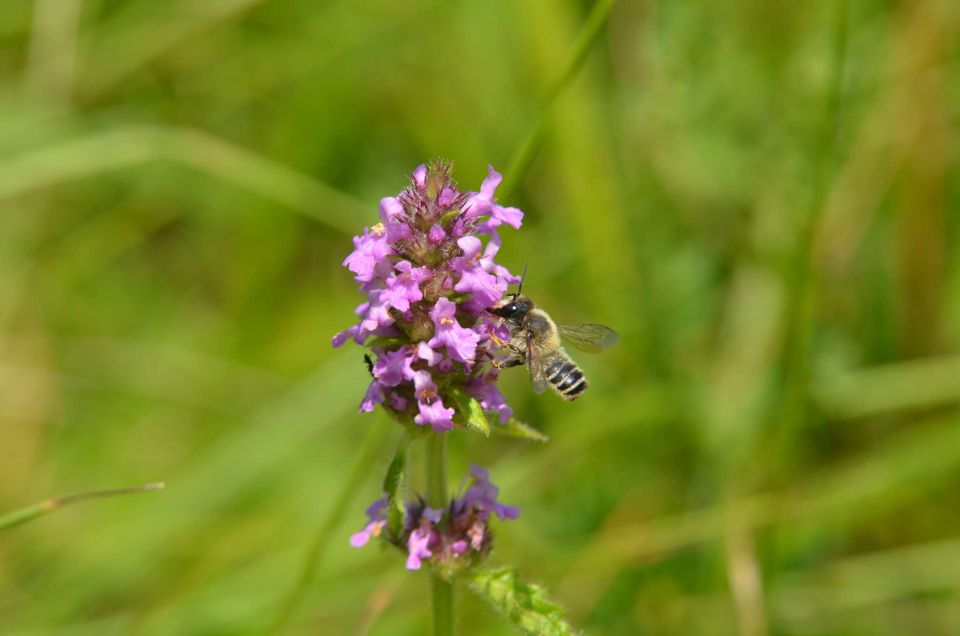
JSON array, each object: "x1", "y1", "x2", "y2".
[
  {"x1": 491, "y1": 295, "x2": 533, "y2": 324},
  {"x1": 489, "y1": 261, "x2": 531, "y2": 324}
]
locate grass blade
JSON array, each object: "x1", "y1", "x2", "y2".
[
  {"x1": 502, "y1": 0, "x2": 616, "y2": 198},
  {"x1": 269, "y1": 416, "x2": 392, "y2": 633},
  {"x1": 0, "y1": 482, "x2": 165, "y2": 531}
]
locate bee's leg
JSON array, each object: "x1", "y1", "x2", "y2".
[
  {"x1": 363, "y1": 354, "x2": 375, "y2": 377},
  {"x1": 494, "y1": 349, "x2": 526, "y2": 369}
]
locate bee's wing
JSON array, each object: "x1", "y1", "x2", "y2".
[
  {"x1": 525, "y1": 336, "x2": 550, "y2": 395},
  {"x1": 557, "y1": 323, "x2": 620, "y2": 353}
]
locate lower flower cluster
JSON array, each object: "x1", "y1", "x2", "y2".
[{"x1": 351, "y1": 465, "x2": 518, "y2": 573}]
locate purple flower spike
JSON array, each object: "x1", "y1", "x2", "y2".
[
  {"x1": 333, "y1": 159, "x2": 524, "y2": 433},
  {"x1": 350, "y1": 467, "x2": 518, "y2": 573}
]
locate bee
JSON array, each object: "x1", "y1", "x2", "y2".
[{"x1": 489, "y1": 270, "x2": 619, "y2": 400}]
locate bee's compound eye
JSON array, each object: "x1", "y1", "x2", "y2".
[
  {"x1": 492, "y1": 301, "x2": 524, "y2": 321},
  {"x1": 493, "y1": 303, "x2": 516, "y2": 316}
]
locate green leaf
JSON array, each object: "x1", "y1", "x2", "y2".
[
  {"x1": 382, "y1": 436, "x2": 409, "y2": 538},
  {"x1": 450, "y1": 390, "x2": 491, "y2": 437},
  {"x1": 495, "y1": 418, "x2": 548, "y2": 443},
  {"x1": 466, "y1": 566, "x2": 577, "y2": 636}
]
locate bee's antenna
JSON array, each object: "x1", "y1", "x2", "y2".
[{"x1": 514, "y1": 261, "x2": 529, "y2": 299}]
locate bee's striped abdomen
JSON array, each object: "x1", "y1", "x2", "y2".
[{"x1": 545, "y1": 357, "x2": 588, "y2": 400}]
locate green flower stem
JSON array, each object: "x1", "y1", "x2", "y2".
[{"x1": 425, "y1": 432, "x2": 453, "y2": 636}]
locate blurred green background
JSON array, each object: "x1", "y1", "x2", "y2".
[{"x1": 2, "y1": 0, "x2": 960, "y2": 634}]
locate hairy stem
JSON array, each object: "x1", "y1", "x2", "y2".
[{"x1": 425, "y1": 432, "x2": 453, "y2": 636}]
